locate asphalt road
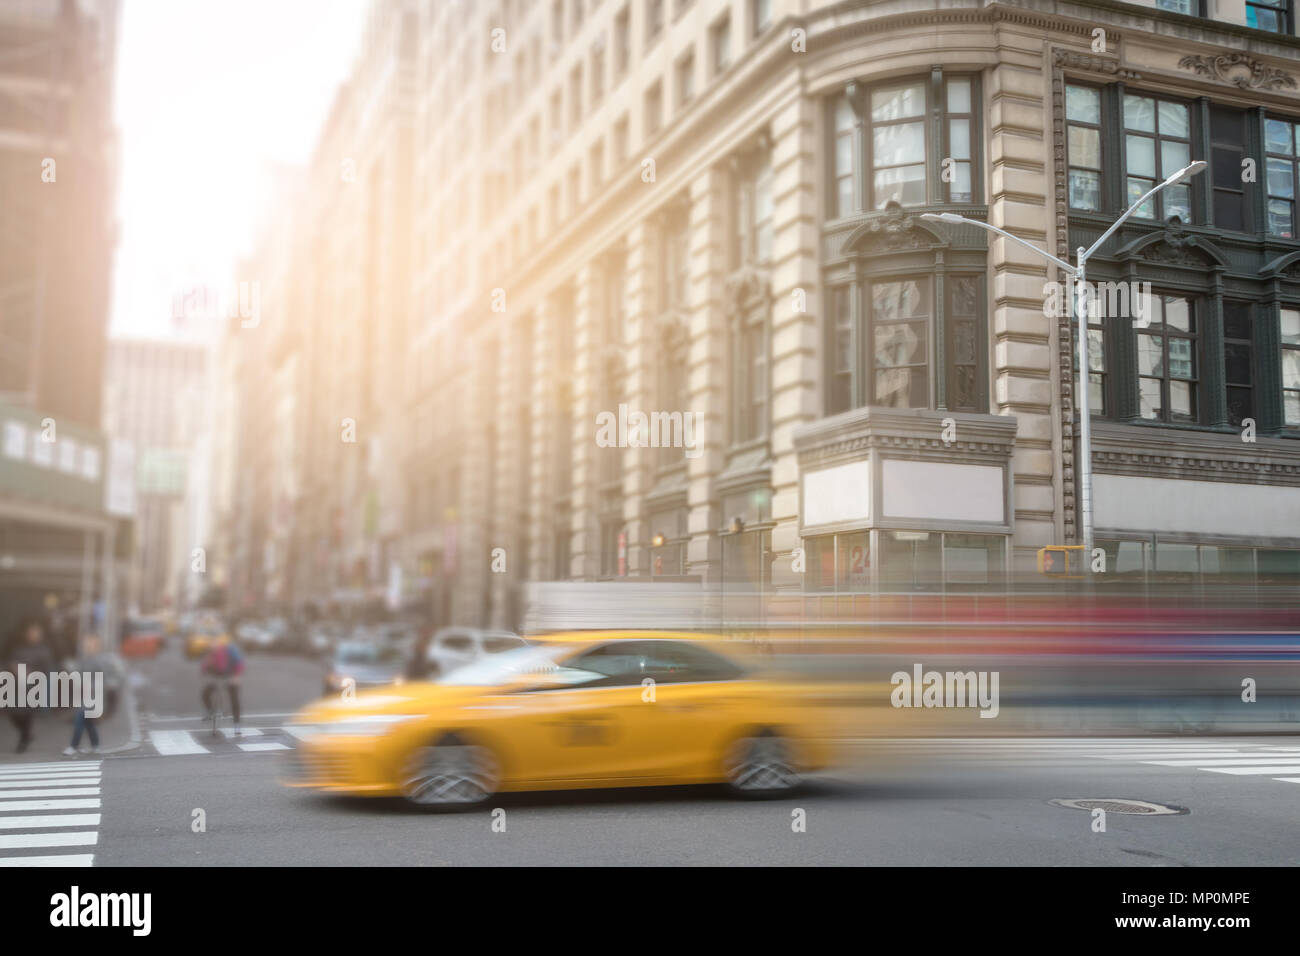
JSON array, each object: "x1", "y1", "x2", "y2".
[
  {"x1": 4, "y1": 643, "x2": 1299, "y2": 866},
  {"x1": 48, "y1": 736, "x2": 1300, "y2": 866}
]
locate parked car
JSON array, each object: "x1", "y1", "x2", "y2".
[
  {"x1": 307, "y1": 621, "x2": 344, "y2": 657},
  {"x1": 185, "y1": 615, "x2": 228, "y2": 660},
  {"x1": 322, "y1": 640, "x2": 407, "y2": 697},
  {"x1": 120, "y1": 617, "x2": 164, "y2": 659},
  {"x1": 236, "y1": 620, "x2": 276, "y2": 653},
  {"x1": 426, "y1": 627, "x2": 529, "y2": 678}
]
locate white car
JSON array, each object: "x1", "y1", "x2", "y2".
[{"x1": 426, "y1": 627, "x2": 528, "y2": 677}]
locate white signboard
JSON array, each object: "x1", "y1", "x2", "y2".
[{"x1": 104, "y1": 438, "x2": 137, "y2": 518}]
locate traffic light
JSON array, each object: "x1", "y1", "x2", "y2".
[{"x1": 1037, "y1": 545, "x2": 1085, "y2": 579}]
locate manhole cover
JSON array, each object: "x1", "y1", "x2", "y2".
[{"x1": 1051, "y1": 798, "x2": 1188, "y2": 816}]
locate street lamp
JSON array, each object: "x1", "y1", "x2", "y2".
[{"x1": 922, "y1": 160, "x2": 1206, "y2": 571}]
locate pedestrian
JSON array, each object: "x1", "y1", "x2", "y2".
[
  {"x1": 63, "y1": 633, "x2": 115, "y2": 756},
  {"x1": 6, "y1": 619, "x2": 56, "y2": 754},
  {"x1": 200, "y1": 635, "x2": 245, "y2": 734}
]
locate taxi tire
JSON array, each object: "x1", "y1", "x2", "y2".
[
  {"x1": 723, "y1": 729, "x2": 803, "y2": 798},
  {"x1": 400, "y1": 734, "x2": 500, "y2": 812}
]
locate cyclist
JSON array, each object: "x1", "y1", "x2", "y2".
[{"x1": 200, "y1": 634, "x2": 245, "y2": 736}]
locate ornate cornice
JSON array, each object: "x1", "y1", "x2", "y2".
[
  {"x1": 1092, "y1": 423, "x2": 1300, "y2": 487},
  {"x1": 1177, "y1": 53, "x2": 1297, "y2": 91},
  {"x1": 1052, "y1": 49, "x2": 1141, "y2": 81},
  {"x1": 793, "y1": 407, "x2": 1017, "y2": 468}
]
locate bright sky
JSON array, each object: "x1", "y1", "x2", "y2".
[{"x1": 110, "y1": 0, "x2": 370, "y2": 340}]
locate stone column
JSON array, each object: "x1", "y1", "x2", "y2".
[
  {"x1": 767, "y1": 92, "x2": 822, "y2": 592},
  {"x1": 570, "y1": 263, "x2": 603, "y2": 578},
  {"x1": 622, "y1": 219, "x2": 658, "y2": 576},
  {"x1": 685, "y1": 165, "x2": 728, "y2": 584},
  {"x1": 989, "y1": 52, "x2": 1059, "y2": 573}
]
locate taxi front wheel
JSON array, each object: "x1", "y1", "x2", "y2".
[
  {"x1": 723, "y1": 730, "x2": 803, "y2": 798},
  {"x1": 400, "y1": 734, "x2": 500, "y2": 811}
]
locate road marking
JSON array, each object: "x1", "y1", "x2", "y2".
[
  {"x1": 0, "y1": 762, "x2": 102, "y2": 774},
  {"x1": 1142, "y1": 757, "x2": 1300, "y2": 767},
  {"x1": 0, "y1": 788, "x2": 100, "y2": 799},
  {"x1": 0, "y1": 814, "x2": 100, "y2": 830},
  {"x1": 0, "y1": 831, "x2": 98, "y2": 849},
  {"x1": 1273, "y1": 777, "x2": 1300, "y2": 784},
  {"x1": 1202, "y1": 765, "x2": 1300, "y2": 775},
  {"x1": 282, "y1": 727, "x2": 314, "y2": 741},
  {"x1": 0, "y1": 777, "x2": 100, "y2": 788},
  {"x1": 0, "y1": 854, "x2": 94, "y2": 867},
  {"x1": 220, "y1": 727, "x2": 263, "y2": 739},
  {"x1": 149, "y1": 730, "x2": 209, "y2": 755},
  {"x1": 237, "y1": 741, "x2": 289, "y2": 752},
  {"x1": 0, "y1": 799, "x2": 101, "y2": 812}
]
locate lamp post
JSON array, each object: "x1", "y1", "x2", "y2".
[{"x1": 922, "y1": 160, "x2": 1206, "y2": 571}]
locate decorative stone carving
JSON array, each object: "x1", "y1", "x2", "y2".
[{"x1": 1177, "y1": 53, "x2": 1297, "y2": 91}]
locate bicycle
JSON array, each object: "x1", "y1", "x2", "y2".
[{"x1": 202, "y1": 676, "x2": 240, "y2": 738}]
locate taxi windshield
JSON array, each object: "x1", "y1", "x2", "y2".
[{"x1": 436, "y1": 644, "x2": 569, "y2": 686}]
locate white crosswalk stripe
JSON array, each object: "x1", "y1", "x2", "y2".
[
  {"x1": 862, "y1": 738, "x2": 1300, "y2": 785},
  {"x1": 143, "y1": 726, "x2": 295, "y2": 757},
  {"x1": 0, "y1": 763, "x2": 105, "y2": 866}
]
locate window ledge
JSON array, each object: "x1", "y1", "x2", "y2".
[
  {"x1": 1091, "y1": 420, "x2": 1300, "y2": 487},
  {"x1": 794, "y1": 406, "x2": 1017, "y2": 468}
]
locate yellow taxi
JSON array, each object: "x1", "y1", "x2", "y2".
[
  {"x1": 185, "y1": 617, "x2": 228, "y2": 660},
  {"x1": 281, "y1": 631, "x2": 834, "y2": 808}
]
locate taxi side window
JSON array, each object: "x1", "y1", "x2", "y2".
[{"x1": 568, "y1": 641, "x2": 744, "y2": 686}]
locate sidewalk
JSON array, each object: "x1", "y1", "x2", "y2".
[{"x1": 0, "y1": 685, "x2": 140, "y2": 764}]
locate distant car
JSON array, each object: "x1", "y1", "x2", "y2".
[
  {"x1": 236, "y1": 620, "x2": 276, "y2": 653},
  {"x1": 120, "y1": 617, "x2": 164, "y2": 659},
  {"x1": 427, "y1": 627, "x2": 529, "y2": 677},
  {"x1": 323, "y1": 640, "x2": 407, "y2": 697},
  {"x1": 185, "y1": 617, "x2": 228, "y2": 660},
  {"x1": 307, "y1": 621, "x2": 343, "y2": 657}
]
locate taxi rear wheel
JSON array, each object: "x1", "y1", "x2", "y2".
[
  {"x1": 724, "y1": 730, "x2": 802, "y2": 797},
  {"x1": 401, "y1": 735, "x2": 499, "y2": 810}
]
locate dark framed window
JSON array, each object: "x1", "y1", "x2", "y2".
[
  {"x1": 871, "y1": 278, "x2": 930, "y2": 408},
  {"x1": 1247, "y1": 0, "x2": 1290, "y2": 32},
  {"x1": 661, "y1": 205, "x2": 690, "y2": 312},
  {"x1": 946, "y1": 275, "x2": 981, "y2": 411},
  {"x1": 1210, "y1": 105, "x2": 1248, "y2": 232},
  {"x1": 829, "y1": 74, "x2": 979, "y2": 215},
  {"x1": 870, "y1": 80, "x2": 926, "y2": 207},
  {"x1": 734, "y1": 305, "x2": 768, "y2": 443},
  {"x1": 1066, "y1": 84, "x2": 1103, "y2": 211},
  {"x1": 1137, "y1": 294, "x2": 1199, "y2": 424},
  {"x1": 831, "y1": 94, "x2": 858, "y2": 218},
  {"x1": 945, "y1": 77, "x2": 975, "y2": 203},
  {"x1": 1282, "y1": 308, "x2": 1300, "y2": 427},
  {"x1": 825, "y1": 272, "x2": 986, "y2": 416},
  {"x1": 646, "y1": 0, "x2": 664, "y2": 46},
  {"x1": 1265, "y1": 117, "x2": 1300, "y2": 238},
  {"x1": 1087, "y1": 294, "x2": 1108, "y2": 417},
  {"x1": 827, "y1": 284, "x2": 854, "y2": 415},
  {"x1": 732, "y1": 150, "x2": 773, "y2": 268},
  {"x1": 803, "y1": 532, "x2": 871, "y2": 592},
  {"x1": 1122, "y1": 93, "x2": 1192, "y2": 222},
  {"x1": 1222, "y1": 301, "x2": 1256, "y2": 427}
]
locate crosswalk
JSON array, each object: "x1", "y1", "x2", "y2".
[
  {"x1": 862, "y1": 738, "x2": 1300, "y2": 786},
  {"x1": 144, "y1": 725, "x2": 295, "y2": 757},
  {"x1": 0, "y1": 761, "x2": 102, "y2": 866}
]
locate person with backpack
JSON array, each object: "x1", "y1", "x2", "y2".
[{"x1": 200, "y1": 635, "x2": 246, "y2": 735}]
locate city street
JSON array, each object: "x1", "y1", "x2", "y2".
[
  {"x1": 3, "y1": 644, "x2": 1298, "y2": 866},
  {"x1": 18, "y1": 735, "x2": 1300, "y2": 866}
]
